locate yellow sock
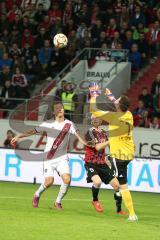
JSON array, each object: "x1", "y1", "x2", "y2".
[{"x1": 121, "y1": 189, "x2": 135, "y2": 216}]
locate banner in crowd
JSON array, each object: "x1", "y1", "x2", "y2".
[{"x1": 0, "y1": 149, "x2": 160, "y2": 193}]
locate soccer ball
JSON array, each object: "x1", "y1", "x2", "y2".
[{"x1": 53, "y1": 33, "x2": 68, "y2": 48}]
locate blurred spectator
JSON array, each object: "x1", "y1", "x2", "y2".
[
  {"x1": 9, "y1": 26, "x2": 21, "y2": 46},
  {"x1": 94, "y1": 31, "x2": 108, "y2": 48},
  {"x1": 153, "y1": 93, "x2": 160, "y2": 117},
  {"x1": 38, "y1": 39, "x2": 53, "y2": 76},
  {"x1": 95, "y1": 43, "x2": 109, "y2": 60},
  {"x1": 34, "y1": 3, "x2": 46, "y2": 24},
  {"x1": 138, "y1": 32, "x2": 149, "y2": 65},
  {"x1": 21, "y1": 29, "x2": 35, "y2": 48},
  {"x1": 75, "y1": 3, "x2": 91, "y2": 26},
  {"x1": 62, "y1": 3, "x2": 73, "y2": 27},
  {"x1": 148, "y1": 116, "x2": 160, "y2": 129},
  {"x1": 9, "y1": 42, "x2": 22, "y2": 59},
  {"x1": 36, "y1": 0, "x2": 51, "y2": 11},
  {"x1": 7, "y1": 4, "x2": 22, "y2": 23},
  {"x1": 61, "y1": 82, "x2": 78, "y2": 120},
  {"x1": 35, "y1": 27, "x2": 49, "y2": 51},
  {"x1": 122, "y1": 30, "x2": 134, "y2": 50},
  {"x1": 147, "y1": 20, "x2": 160, "y2": 58},
  {"x1": 3, "y1": 130, "x2": 15, "y2": 148},
  {"x1": 55, "y1": 80, "x2": 67, "y2": 99},
  {"x1": 106, "y1": 18, "x2": 119, "y2": 41},
  {"x1": 0, "y1": 80, "x2": 16, "y2": 109},
  {"x1": 0, "y1": 40, "x2": 6, "y2": 59},
  {"x1": 133, "y1": 100, "x2": 148, "y2": 127},
  {"x1": 91, "y1": 19, "x2": 105, "y2": 44},
  {"x1": 25, "y1": 55, "x2": 44, "y2": 83},
  {"x1": 12, "y1": 57, "x2": 25, "y2": 73},
  {"x1": 128, "y1": 43, "x2": 141, "y2": 71},
  {"x1": 110, "y1": 31, "x2": 121, "y2": 49},
  {"x1": 22, "y1": 42, "x2": 35, "y2": 64},
  {"x1": 151, "y1": 73, "x2": 160, "y2": 97},
  {"x1": 1, "y1": 28, "x2": 10, "y2": 46},
  {"x1": 0, "y1": 66, "x2": 12, "y2": 87},
  {"x1": 0, "y1": 53, "x2": 13, "y2": 70},
  {"x1": 48, "y1": 3, "x2": 62, "y2": 24},
  {"x1": 21, "y1": 0, "x2": 37, "y2": 11},
  {"x1": 19, "y1": 16, "x2": 34, "y2": 34},
  {"x1": 138, "y1": 87, "x2": 152, "y2": 108},
  {"x1": 12, "y1": 67, "x2": 30, "y2": 98},
  {"x1": 129, "y1": 5, "x2": 146, "y2": 28},
  {"x1": 39, "y1": 15, "x2": 51, "y2": 31}
]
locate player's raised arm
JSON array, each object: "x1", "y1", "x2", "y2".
[{"x1": 89, "y1": 83, "x2": 115, "y2": 122}]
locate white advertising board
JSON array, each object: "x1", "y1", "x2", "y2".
[
  {"x1": 0, "y1": 120, "x2": 160, "y2": 158},
  {"x1": 0, "y1": 149, "x2": 160, "y2": 193}
]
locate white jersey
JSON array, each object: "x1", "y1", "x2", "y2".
[{"x1": 35, "y1": 119, "x2": 76, "y2": 161}]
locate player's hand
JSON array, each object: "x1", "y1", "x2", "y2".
[
  {"x1": 89, "y1": 83, "x2": 101, "y2": 98},
  {"x1": 11, "y1": 136, "x2": 19, "y2": 148}
]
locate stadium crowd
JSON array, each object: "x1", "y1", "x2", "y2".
[{"x1": 0, "y1": 0, "x2": 160, "y2": 126}]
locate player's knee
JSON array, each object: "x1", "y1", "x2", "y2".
[
  {"x1": 62, "y1": 175, "x2": 71, "y2": 185},
  {"x1": 114, "y1": 182, "x2": 120, "y2": 191},
  {"x1": 93, "y1": 180, "x2": 102, "y2": 188},
  {"x1": 45, "y1": 178, "x2": 54, "y2": 187}
]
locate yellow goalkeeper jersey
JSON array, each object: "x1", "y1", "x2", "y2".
[{"x1": 90, "y1": 98, "x2": 135, "y2": 160}]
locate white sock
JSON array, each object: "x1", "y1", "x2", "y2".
[
  {"x1": 56, "y1": 184, "x2": 69, "y2": 204},
  {"x1": 35, "y1": 184, "x2": 46, "y2": 197}
]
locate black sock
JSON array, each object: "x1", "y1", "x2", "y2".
[
  {"x1": 114, "y1": 192, "x2": 122, "y2": 212},
  {"x1": 92, "y1": 185, "x2": 100, "y2": 201}
]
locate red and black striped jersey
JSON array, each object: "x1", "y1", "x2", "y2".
[{"x1": 84, "y1": 127, "x2": 108, "y2": 165}]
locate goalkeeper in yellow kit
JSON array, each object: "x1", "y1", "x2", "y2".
[{"x1": 89, "y1": 83, "x2": 138, "y2": 221}]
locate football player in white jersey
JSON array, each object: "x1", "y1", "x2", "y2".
[{"x1": 11, "y1": 101, "x2": 90, "y2": 210}]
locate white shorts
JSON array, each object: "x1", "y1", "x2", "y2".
[{"x1": 43, "y1": 158, "x2": 70, "y2": 178}]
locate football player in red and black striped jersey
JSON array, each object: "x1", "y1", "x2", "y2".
[{"x1": 84, "y1": 115, "x2": 121, "y2": 213}]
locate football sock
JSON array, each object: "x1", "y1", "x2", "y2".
[
  {"x1": 56, "y1": 183, "x2": 69, "y2": 204},
  {"x1": 35, "y1": 184, "x2": 46, "y2": 197},
  {"x1": 121, "y1": 189, "x2": 135, "y2": 216},
  {"x1": 114, "y1": 191, "x2": 122, "y2": 212},
  {"x1": 92, "y1": 185, "x2": 100, "y2": 201}
]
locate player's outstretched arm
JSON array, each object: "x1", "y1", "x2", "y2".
[
  {"x1": 75, "y1": 131, "x2": 94, "y2": 147},
  {"x1": 95, "y1": 140, "x2": 109, "y2": 151},
  {"x1": 105, "y1": 88, "x2": 121, "y2": 105},
  {"x1": 11, "y1": 129, "x2": 37, "y2": 146}
]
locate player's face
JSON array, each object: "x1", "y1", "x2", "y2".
[
  {"x1": 54, "y1": 103, "x2": 64, "y2": 117},
  {"x1": 92, "y1": 117, "x2": 102, "y2": 127}
]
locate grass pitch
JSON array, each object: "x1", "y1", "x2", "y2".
[{"x1": 0, "y1": 182, "x2": 160, "y2": 240}]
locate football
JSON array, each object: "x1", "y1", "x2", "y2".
[{"x1": 53, "y1": 33, "x2": 68, "y2": 48}]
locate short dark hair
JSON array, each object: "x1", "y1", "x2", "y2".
[
  {"x1": 119, "y1": 95, "x2": 130, "y2": 112},
  {"x1": 53, "y1": 98, "x2": 64, "y2": 108}
]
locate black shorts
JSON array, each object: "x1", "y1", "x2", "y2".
[
  {"x1": 109, "y1": 157, "x2": 131, "y2": 185},
  {"x1": 85, "y1": 163, "x2": 115, "y2": 185}
]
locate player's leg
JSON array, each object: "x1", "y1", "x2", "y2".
[
  {"x1": 116, "y1": 160, "x2": 138, "y2": 221},
  {"x1": 109, "y1": 156, "x2": 124, "y2": 214},
  {"x1": 91, "y1": 174, "x2": 104, "y2": 212},
  {"x1": 54, "y1": 160, "x2": 71, "y2": 209},
  {"x1": 85, "y1": 163, "x2": 103, "y2": 212},
  {"x1": 120, "y1": 184, "x2": 138, "y2": 221},
  {"x1": 32, "y1": 160, "x2": 55, "y2": 208}
]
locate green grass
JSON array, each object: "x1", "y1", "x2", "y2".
[{"x1": 0, "y1": 182, "x2": 160, "y2": 240}]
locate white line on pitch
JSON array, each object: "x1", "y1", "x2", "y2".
[{"x1": 0, "y1": 196, "x2": 160, "y2": 207}]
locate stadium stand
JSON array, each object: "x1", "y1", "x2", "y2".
[{"x1": 0, "y1": 0, "x2": 160, "y2": 126}]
